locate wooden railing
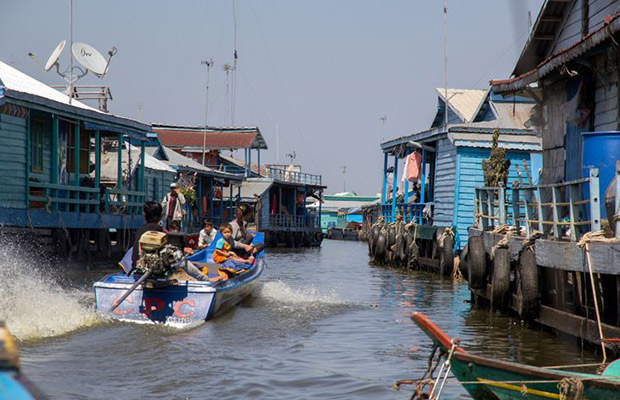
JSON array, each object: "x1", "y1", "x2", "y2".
[
  {"x1": 475, "y1": 167, "x2": 620, "y2": 241},
  {"x1": 381, "y1": 202, "x2": 430, "y2": 224},
  {"x1": 28, "y1": 181, "x2": 144, "y2": 216},
  {"x1": 266, "y1": 168, "x2": 322, "y2": 186},
  {"x1": 269, "y1": 213, "x2": 320, "y2": 229}
]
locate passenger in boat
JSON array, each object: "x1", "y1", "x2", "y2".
[
  {"x1": 133, "y1": 201, "x2": 208, "y2": 281},
  {"x1": 161, "y1": 182, "x2": 186, "y2": 230},
  {"x1": 198, "y1": 219, "x2": 217, "y2": 250},
  {"x1": 230, "y1": 205, "x2": 264, "y2": 259},
  {"x1": 214, "y1": 223, "x2": 254, "y2": 271},
  {"x1": 132, "y1": 201, "x2": 165, "y2": 266}
]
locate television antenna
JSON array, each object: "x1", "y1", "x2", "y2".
[
  {"x1": 27, "y1": 0, "x2": 116, "y2": 108},
  {"x1": 200, "y1": 59, "x2": 213, "y2": 165},
  {"x1": 285, "y1": 151, "x2": 296, "y2": 165}
]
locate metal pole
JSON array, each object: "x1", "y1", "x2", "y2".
[
  {"x1": 69, "y1": 0, "x2": 73, "y2": 103},
  {"x1": 391, "y1": 155, "x2": 398, "y2": 221},
  {"x1": 200, "y1": 59, "x2": 212, "y2": 166},
  {"x1": 443, "y1": 0, "x2": 448, "y2": 126}
]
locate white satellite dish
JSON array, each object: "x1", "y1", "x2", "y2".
[
  {"x1": 45, "y1": 40, "x2": 66, "y2": 71},
  {"x1": 72, "y1": 42, "x2": 108, "y2": 76}
]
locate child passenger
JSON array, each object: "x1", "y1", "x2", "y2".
[{"x1": 214, "y1": 223, "x2": 254, "y2": 272}]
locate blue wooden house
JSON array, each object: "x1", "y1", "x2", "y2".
[
  {"x1": 380, "y1": 88, "x2": 542, "y2": 249},
  {"x1": 0, "y1": 60, "x2": 151, "y2": 258}
]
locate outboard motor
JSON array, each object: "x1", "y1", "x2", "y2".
[{"x1": 136, "y1": 231, "x2": 183, "y2": 278}]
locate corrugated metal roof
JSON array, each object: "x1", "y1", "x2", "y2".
[
  {"x1": 449, "y1": 132, "x2": 542, "y2": 150},
  {"x1": 0, "y1": 61, "x2": 150, "y2": 132},
  {"x1": 238, "y1": 179, "x2": 273, "y2": 201},
  {"x1": 308, "y1": 199, "x2": 379, "y2": 212},
  {"x1": 491, "y1": 13, "x2": 620, "y2": 94},
  {"x1": 159, "y1": 146, "x2": 242, "y2": 180},
  {"x1": 436, "y1": 88, "x2": 488, "y2": 123},
  {"x1": 99, "y1": 145, "x2": 175, "y2": 183},
  {"x1": 152, "y1": 124, "x2": 267, "y2": 150}
]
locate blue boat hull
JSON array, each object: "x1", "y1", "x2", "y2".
[{"x1": 94, "y1": 258, "x2": 264, "y2": 325}]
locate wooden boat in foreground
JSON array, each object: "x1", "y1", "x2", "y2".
[
  {"x1": 0, "y1": 323, "x2": 47, "y2": 399},
  {"x1": 409, "y1": 312, "x2": 620, "y2": 400},
  {"x1": 94, "y1": 234, "x2": 264, "y2": 326}
]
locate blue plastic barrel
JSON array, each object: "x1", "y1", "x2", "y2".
[{"x1": 582, "y1": 131, "x2": 620, "y2": 219}]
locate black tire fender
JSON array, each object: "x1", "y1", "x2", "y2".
[
  {"x1": 438, "y1": 235, "x2": 454, "y2": 276},
  {"x1": 468, "y1": 236, "x2": 486, "y2": 289},
  {"x1": 491, "y1": 248, "x2": 510, "y2": 307},
  {"x1": 516, "y1": 249, "x2": 539, "y2": 320}
]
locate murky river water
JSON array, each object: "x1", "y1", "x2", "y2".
[{"x1": 4, "y1": 240, "x2": 599, "y2": 399}]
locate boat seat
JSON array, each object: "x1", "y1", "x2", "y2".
[{"x1": 194, "y1": 262, "x2": 229, "y2": 280}]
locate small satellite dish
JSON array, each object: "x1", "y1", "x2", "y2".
[
  {"x1": 45, "y1": 40, "x2": 66, "y2": 71},
  {"x1": 72, "y1": 42, "x2": 108, "y2": 76}
]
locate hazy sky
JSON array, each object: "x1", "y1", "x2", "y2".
[{"x1": 3, "y1": 0, "x2": 543, "y2": 195}]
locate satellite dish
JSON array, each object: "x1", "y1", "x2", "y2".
[
  {"x1": 45, "y1": 40, "x2": 66, "y2": 71},
  {"x1": 72, "y1": 42, "x2": 108, "y2": 76}
]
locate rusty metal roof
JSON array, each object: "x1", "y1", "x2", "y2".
[
  {"x1": 491, "y1": 13, "x2": 620, "y2": 94},
  {"x1": 512, "y1": 0, "x2": 572, "y2": 76},
  {"x1": 152, "y1": 124, "x2": 267, "y2": 150}
]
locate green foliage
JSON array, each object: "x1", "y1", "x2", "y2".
[{"x1": 481, "y1": 129, "x2": 511, "y2": 187}]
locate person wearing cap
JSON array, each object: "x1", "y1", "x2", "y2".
[
  {"x1": 161, "y1": 182, "x2": 186, "y2": 230},
  {"x1": 230, "y1": 204, "x2": 264, "y2": 258}
]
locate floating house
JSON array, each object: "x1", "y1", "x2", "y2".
[
  {"x1": 308, "y1": 192, "x2": 379, "y2": 233},
  {"x1": 152, "y1": 124, "x2": 324, "y2": 247},
  {"x1": 236, "y1": 165, "x2": 325, "y2": 247},
  {"x1": 379, "y1": 88, "x2": 542, "y2": 250},
  {"x1": 467, "y1": 0, "x2": 620, "y2": 345},
  {"x1": 0, "y1": 60, "x2": 151, "y2": 258},
  {"x1": 142, "y1": 138, "x2": 244, "y2": 231}
]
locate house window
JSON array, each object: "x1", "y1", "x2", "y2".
[
  {"x1": 30, "y1": 117, "x2": 45, "y2": 173},
  {"x1": 67, "y1": 125, "x2": 90, "y2": 174}
]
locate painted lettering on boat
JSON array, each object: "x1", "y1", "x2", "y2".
[
  {"x1": 143, "y1": 298, "x2": 165, "y2": 317},
  {"x1": 173, "y1": 299, "x2": 195, "y2": 318},
  {"x1": 113, "y1": 295, "x2": 134, "y2": 315}
]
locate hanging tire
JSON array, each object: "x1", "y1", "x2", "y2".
[
  {"x1": 516, "y1": 249, "x2": 539, "y2": 320},
  {"x1": 374, "y1": 233, "x2": 386, "y2": 261},
  {"x1": 491, "y1": 248, "x2": 510, "y2": 307},
  {"x1": 468, "y1": 236, "x2": 486, "y2": 289},
  {"x1": 459, "y1": 244, "x2": 469, "y2": 278},
  {"x1": 438, "y1": 235, "x2": 454, "y2": 276}
]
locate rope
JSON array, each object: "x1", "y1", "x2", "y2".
[
  {"x1": 557, "y1": 377, "x2": 584, "y2": 400},
  {"x1": 490, "y1": 224, "x2": 513, "y2": 260},
  {"x1": 452, "y1": 255, "x2": 463, "y2": 282},
  {"x1": 576, "y1": 231, "x2": 619, "y2": 363}
]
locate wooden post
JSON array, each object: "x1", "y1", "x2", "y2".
[
  {"x1": 615, "y1": 162, "x2": 620, "y2": 240},
  {"x1": 51, "y1": 114, "x2": 59, "y2": 211},
  {"x1": 391, "y1": 154, "x2": 398, "y2": 222},
  {"x1": 229, "y1": 183, "x2": 233, "y2": 223},
  {"x1": 257, "y1": 149, "x2": 261, "y2": 175},
  {"x1": 248, "y1": 149, "x2": 252, "y2": 176},
  {"x1": 208, "y1": 178, "x2": 214, "y2": 221},
  {"x1": 196, "y1": 177, "x2": 202, "y2": 221},
  {"x1": 95, "y1": 130, "x2": 101, "y2": 213},
  {"x1": 381, "y1": 152, "x2": 388, "y2": 206},
  {"x1": 568, "y1": 183, "x2": 579, "y2": 241},
  {"x1": 25, "y1": 111, "x2": 30, "y2": 209},
  {"x1": 404, "y1": 149, "x2": 410, "y2": 207},
  {"x1": 420, "y1": 148, "x2": 426, "y2": 204},
  {"x1": 477, "y1": 189, "x2": 484, "y2": 230},
  {"x1": 512, "y1": 187, "x2": 520, "y2": 230},
  {"x1": 140, "y1": 141, "x2": 145, "y2": 193},
  {"x1": 536, "y1": 187, "x2": 544, "y2": 233},
  {"x1": 551, "y1": 186, "x2": 561, "y2": 239},
  {"x1": 219, "y1": 182, "x2": 224, "y2": 224},
  {"x1": 589, "y1": 168, "x2": 601, "y2": 232},
  {"x1": 498, "y1": 182, "x2": 506, "y2": 225},
  {"x1": 523, "y1": 188, "x2": 532, "y2": 237},
  {"x1": 117, "y1": 134, "x2": 123, "y2": 190}
]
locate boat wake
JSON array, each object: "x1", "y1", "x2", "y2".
[
  {"x1": 259, "y1": 280, "x2": 348, "y2": 310},
  {"x1": 0, "y1": 241, "x2": 99, "y2": 341}
]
